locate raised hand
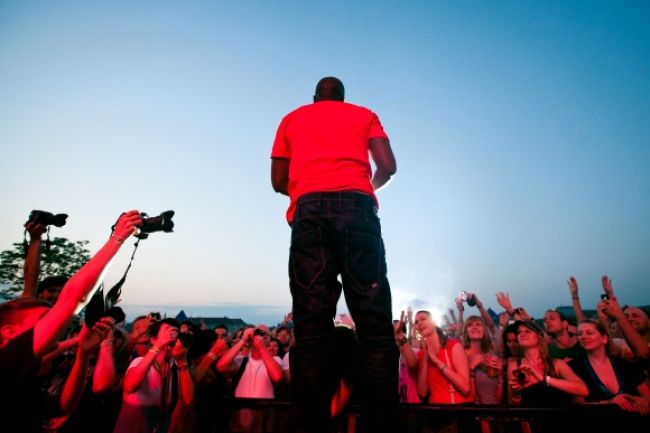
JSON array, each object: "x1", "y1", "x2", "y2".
[
  {"x1": 496, "y1": 292, "x2": 513, "y2": 313},
  {"x1": 567, "y1": 276, "x2": 579, "y2": 297}
]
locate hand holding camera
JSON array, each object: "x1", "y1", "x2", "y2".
[{"x1": 511, "y1": 364, "x2": 543, "y2": 391}]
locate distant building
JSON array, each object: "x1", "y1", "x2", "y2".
[{"x1": 175, "y1": 310, "x2": 247, "y2": 334}]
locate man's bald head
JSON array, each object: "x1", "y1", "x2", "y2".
[{"x1": 314, "y1": 77, "x2": 345, "y2": 102}]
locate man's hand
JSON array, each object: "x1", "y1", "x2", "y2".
[
  {"x1": 112, "y1": 211, "x2": 143, "y2": 241},
  {"x1": 25, "y1": 221, "x2": 47, "y2": 240},
  {"x1": 79, "y1": 317, "x2": 116, "y2": 356},
  {"x1": 496, "y1": 292, "x2": 514, "y2": 313},
  {"x1": 567, "y1": 276, "x2": 579, "y2": 298}
]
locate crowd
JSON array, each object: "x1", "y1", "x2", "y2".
[{"x1": 1, "y1": 212, "x2": 649, "y2": 433}]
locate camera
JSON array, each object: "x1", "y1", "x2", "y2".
[
  {"x1": 457, "y1": 291, "x2": 476, "y2": 307},
  {"x1": 136, "y1": 210, "x2": 175, "y2": 239},
  {"x1": 178, "y1": 332, "x2": 194, "y2": 348},
  {"x1": 253, "y1": 329, "x2": 267, "y2": 337},
  {"x1": 27, "y1": 210, "x2": 68, "y2": 227},
  {"x1": 600, "y1": 294, "x2": 609, "y2": 301},
  {"x1": 517, "y1": 371, "x2": 527, "y2": 383},
  {"x1": 148, "y1": 312, "x2": 162, "y2": 321}
]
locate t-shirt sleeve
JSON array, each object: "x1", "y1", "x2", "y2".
[
  {"x1": 368, "y1": 112, "x2": 388, "y2": 139},
  {"x1": 271, "y1": 116, "x2": 291, "y2": 159}
]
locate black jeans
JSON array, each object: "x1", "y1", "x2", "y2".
[{"x1": 288, "y1": 191, "x2": 398, "y2": 433}]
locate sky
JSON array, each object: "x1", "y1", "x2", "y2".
[{"x1": 1, "y1": 0, "x2": 648, "y2": 325}]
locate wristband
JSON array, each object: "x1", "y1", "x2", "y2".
[
  {"x1": 149, "y1": 346, "x2": 161, "y2": 355},
  {"x1": 177, "y1": 364, "x2": 189, "y2": 372},
  {"x1": 397, "y1": 336, "x2": 408, "y2": 347},
  {"x1": 110, "y1": 234, "x2": 126, "y2": 244},
  {"x1": 439, "y1": 364, "x2": 448, "y2": 372},
  {"x1": 544, "y1": 375, "x2": 551, "y2": 386},
  {"x1": 101, "y1": 339, "x2": 113, "y2": 347},
  {"x1": 206, "y1": 352, "x2": 218, "y2": 361}
]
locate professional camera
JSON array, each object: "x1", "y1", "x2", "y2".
[
  {"x1": 27, "y1": 210, "x2": 68, "y2": 227},
  {"x1": 136, "y1": 210, "x2": 175, "y2": 239}
]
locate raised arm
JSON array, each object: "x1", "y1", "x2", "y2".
[
  {"x1": 59, "y1": 317, "x2": 114, "y2": 413},
  {"x1": 172, "y1": 340, "x2": 194, "y2": 405},
  {"x1": 567, "y1": 276, "x2": 585, "y2": 323},
  {"x1": 470, "y1": 293, "x2": 496, "y2": 336},
  {"x1": 217, "y1": 328, "x2": 253, "y2": 375},
  {"x1": 21, "y1": 222, "x2": 46, "y2": 299},
  {"x1": 32, "y1": 211, "x2": 141, "y2": 358},
  {"x1": 394, "y1": 311, "x2": 418, "y2": 368},
  {"x1": 369, "y1": 137, "x2": 396, "y2": 191}
]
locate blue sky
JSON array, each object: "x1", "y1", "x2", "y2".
[{"x1": 1, "y1": 1, "x2": 648, "y2": 325}]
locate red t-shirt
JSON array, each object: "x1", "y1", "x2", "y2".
[{"x1": 271, "y1": 100, "x2": 388, "y2": 223}]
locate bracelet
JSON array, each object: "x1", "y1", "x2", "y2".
[
  {"x1": 206, "y1": 352, "x2": 218, "y2": 361},
  {"x1": 101, "y1": 339, "x2": 113, "y2": 347},
  {"x1": 149, "y1": 346, "x2": 161, "y2": 355},
  {"x1": 110, "y1": 234, "x2": 126, "y2": 244},
  {"x1": 439, "y1": 364, "x2": 448, "y2": 372},
  {"x1": 177, "y1": 364, "x2": 189, "y2": 372},
  {"x1": 571, "y1": 296, "x2": 579, "y2": 300},
  {"x1": 397, "y1": 336, "x2": 408, "y2": 347},
  {"x1": 544, "y1": 375, "x2": 551, "y2": 386}
]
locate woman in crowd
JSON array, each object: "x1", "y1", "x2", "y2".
[
  {"x1": 569, "y1": 319, "x2": 650, "y2": 415},
  {"x1": 507, "y1": 320, "x2": 588, "y2": 406},
  {"x1": 462, "y1": 315, "x2": 503, "y2": 404},
  {"x1": 415, "y1": 310, "x2": 472, "y2": 432}
]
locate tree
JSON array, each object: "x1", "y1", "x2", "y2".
[{"x1": 0, "y1": 237, "x2": 91, "y2": 298}]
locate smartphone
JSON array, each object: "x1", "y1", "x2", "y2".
[{"x1": 600, "y1": 294, "x2": 609, "y2": 301}]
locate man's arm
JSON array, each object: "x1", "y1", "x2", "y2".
[
  {"x1": 21, "y1": 222, "x2": 46, "y2": 298},
  {"x1": 33, "y1": 211, "x2": 142, "y2": 358},
  {"x1": 369, "y1": 137, "x2": 396, "y2": 191},
  {"x1": 271, "y1": 158, "x2": 290, "y2": 196}
]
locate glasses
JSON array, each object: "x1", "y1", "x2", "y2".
[{"x1": 254, "y1": 329, "x2": 267, "y2": 337}]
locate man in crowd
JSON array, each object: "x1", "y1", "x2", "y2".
[{"x1": 270, "y1": 76, "x2": 398, "y2": 433}]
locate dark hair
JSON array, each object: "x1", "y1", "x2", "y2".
[
  {"x1": 149, "y1": 318, "x2": 180, "y2": 338},
  {"x1": 214, "y1": 324, "x2": 228, "y2": 331},
  {"x1": 187, "y1": 329, "x2": 217, "y2": 362},
  {"x1": 545, "y1": 309, "x2": 568, "y2": 322},
  {"x1": 314, "y1": 77, "x2": 345, "y2": 101},
  {"x1": 501, "y1": 322, "x2": 519, "y2": 359},
  {"x1": 37, "y1": 276, "x2": 68, "y2": 295}
]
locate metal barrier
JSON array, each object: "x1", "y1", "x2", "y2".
[{"x1": 219, "y1": 398, "x2": 649, "y2": 433}]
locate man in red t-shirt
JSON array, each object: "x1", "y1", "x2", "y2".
[{"x1": 270, "y1": 77, "x2": 398, "y2": 433}]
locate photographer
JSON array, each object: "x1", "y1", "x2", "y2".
[
  {"x1": 0, "y1": 210, "x2": 142, "y2": 433},
  {"x1": 113, "y1": 318, "x2": 193, "y2": 433}
]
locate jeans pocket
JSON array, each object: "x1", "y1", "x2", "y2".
[
  {"x1": 290, "y1": 224, "x2": 325, "y2": 290},
  {"x1": 344, "y1": 228, "x2": 384, "y2": 290}
]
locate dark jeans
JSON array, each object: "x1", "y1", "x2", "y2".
[{"x1": 288, "y1": 191, "x2": 399, "y2": 433}]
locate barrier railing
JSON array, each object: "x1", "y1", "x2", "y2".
[{"x1": 218, "y1": 398, "x2": 649, "y2": 433}]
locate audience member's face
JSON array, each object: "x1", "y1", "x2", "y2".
[
  {"x1": 132, "y1": 318, "x2": 151, "y2": 343},
  {"x1": 39, "y1": 285, "x2": 62, "y2": 304},
  {"x1": 254, "y1": 325, "x2": 271, "y2": 347},
  {"x1": 506, "y1": 332, "x2": 519, "y2": 355},
  {"x1": 414, "y1": 312, "x2": 434, "y2": 338},
  {"x1": 577, "y1": 322, "x2": 607, "y2": 352},
  {"x1": 215, "y1": 328, "x2": 228, "y2": 341},
  {"x1": 0, "y1": 306, "x2": 50, "y2": 348},
  {"x1": 624, "y1": 307, "x2": 649, "y2": 334},
  {"x1": 517, "y1": 325, "x2": 540, "y2": 349},
  {"x1": 276, "y1": 329, "x2": 290, "y2": 345},
  {"x1": 466, "y1": 319, "x2": 484, "y2": 340},
  {"x1": 543, "y1": 311, "x2": 565, "y2": 335},
  {"x1": 180, "y1": 323, "x2": 191, "y2": 334},
  {"x1": 268, "y1": 340, "x2": 279, "y2": 357}
]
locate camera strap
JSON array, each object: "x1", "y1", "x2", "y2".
[{"x1": 106, "y1": 238, "x2": 141, "y2": 306}]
